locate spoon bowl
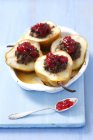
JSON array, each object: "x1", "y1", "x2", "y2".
[{"x1": 55, "y1": 98, "x2": 78, "y2": 112}]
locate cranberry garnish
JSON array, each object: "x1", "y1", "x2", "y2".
[
  {"x1": 15, "y1": 42, "x2": 39, "y2": 64},
  {"x1": 31, "y1": 23, "x2": 51, "y2": 38},
  {"x1": 57, "y1": 36, "x2": 81, "y2": 60},
  {"x1": 62, "y1": 36, "x2": 76, "y2": 54},
  {"x1": 56, "y1": 99, "x2": 74, "y2": 111},
  {"x1": 44, "y1": 52, "x2": 68, "y2": 73}
]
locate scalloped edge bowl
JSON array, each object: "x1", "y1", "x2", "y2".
[{"x1": 8, "y1": 26, "x2": 89, "y2": 93}]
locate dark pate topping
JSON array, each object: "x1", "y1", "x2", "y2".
[
  {"x1": 56, "y1": 36, "x2": 81, "y2": 60},
  {"x1": 44, "y1": 52, "x2": 68, "y2": 73},
  {"x1": 30, "y1": 23, "x2": 51, "y2": 38},
  {"x1": 15, "y1": 42, "x2": 39, "y2": 65}
]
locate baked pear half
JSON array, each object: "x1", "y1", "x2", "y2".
[
  {"x1": 35, "y1": 51, "x2": 73, "y2": 87},
  {"x1": 5, "y1": 39, "x2": 42, "y2": 72},
  {"x1": 51, "y1": 35, "x2": 88, "y2": 70},
  {"x1": 21, "y1": 21, "x2": 61, "y2": 49}
]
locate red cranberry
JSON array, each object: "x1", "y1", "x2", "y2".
[
  {"x1": 56, "y1": 99, "x2": 74, "y2": 111},
  {"x1": 15, "y1": 42, "x2": 39, "y2": 64},
  {"x1": 62, "y1": 36, "x2": 76, "y2": 54},
  {"x1": 17, "y1": 42, "x2": 38, "y2": 57},
  {"x1": 44, "y1": 53, "x2": 68, "y2": 73},
  {"x1": 31, "y1": 23, "x2": 51, "y2": 38}
]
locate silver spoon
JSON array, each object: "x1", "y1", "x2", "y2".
[{"x1": 8, "y1": 98, "x2": 78, "y2": 120}]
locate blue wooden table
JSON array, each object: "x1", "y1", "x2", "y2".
[{"x1": 0, "y1": 0, "x2": 93, "y2": 139}]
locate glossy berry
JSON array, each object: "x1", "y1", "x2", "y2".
[
  {"x1": 44, "y1": 52, "x2": 68, "y2": 73},
  {"x1": 15, "y1": 42, "x2": 39, "y2": 64},
  {"x1": 31, "y1": 23, "x2": 51, "y2": 38},
  {"x1": 58, "y1": 36, "x2": 81, "y2": 60},
  {"x1": 56, "y1": 99, "x2": 74, "y2": 111},
  {"x1": 62, "y1": 36, "x2": 76, "y2": 54}
]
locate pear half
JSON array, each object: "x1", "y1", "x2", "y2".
[
  {"x1": 21, "y1": 21, "x2": 61, "y2": 48},
  {"x1": 35, "y1": 51, "x2": 73, "y2": 87},
  {"x1": 51, "y1": 35, "x2": 88, "y2": 70},
  {"x1": 5, "y1": 39, "x2": 42, "y2": 72}
]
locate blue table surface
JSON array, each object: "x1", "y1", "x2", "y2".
[{"x1": 0, "y1": 0, "x2": 93, "y2": 139}]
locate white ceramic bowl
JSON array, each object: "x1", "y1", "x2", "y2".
[{"x1": 8, "y1": 26, "x2": 89, "y2": 93}]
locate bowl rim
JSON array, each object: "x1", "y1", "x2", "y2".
[{"x1": 8, "y1": 26, "x2": 89, "y2": 93}]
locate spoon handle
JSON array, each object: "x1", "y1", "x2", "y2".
[{"x1": 8, "y1": 107, "x2": 53, "y2": 120}]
